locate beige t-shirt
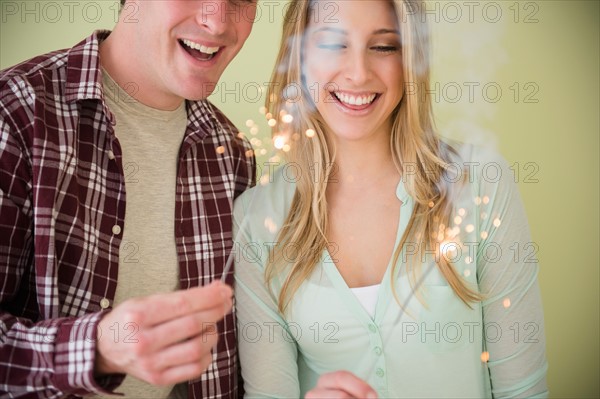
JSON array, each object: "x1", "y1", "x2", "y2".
[{"x1": 97, "y1": 69, "x2": 187, "y2": 398}]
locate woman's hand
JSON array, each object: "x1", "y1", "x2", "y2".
[{"x1": 306, "y1": 371, "x2": 378, "y2": 398}]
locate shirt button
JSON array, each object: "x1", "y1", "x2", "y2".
[
  {"x1": 100, "y1": 298, "x2": 110, "y2": 309},
  {"x1": 374, "y1": 346, "x2": 382, "y2": 356},
  {"x1": 108, "y1": 150, "x2": 115, "y2": 160},
  {"x1": 368, "y1": 324, "x2": 377, "y2": 333},
  {"x1": 112, "y1": 225, "x2": 122, "y2": 235},
  {"x1": 376, "y1": 368, "x2": 385, "y2": 378}
]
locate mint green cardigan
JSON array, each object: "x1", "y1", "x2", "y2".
[{"x1": 234, "y1": 144, "x2": 548, "y2": 398}]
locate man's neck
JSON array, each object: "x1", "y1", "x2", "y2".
[{"x1": 99, "y1": 27, "x2": 184, "y2": 111}]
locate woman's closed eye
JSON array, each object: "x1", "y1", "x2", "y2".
[
  {"x1": 371, "y1": 45, "x2": 400, "y2": 53},
  {"x1": 317, "y1": 43, "x2": 347, "y2": 51}
]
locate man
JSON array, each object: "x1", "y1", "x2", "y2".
[{"x1": 0, "y1": 0, "x2": 256, "y2": 397}]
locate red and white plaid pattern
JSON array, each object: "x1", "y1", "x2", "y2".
[{"x1": 0, "y1": 31, "x2": 255, "y2": 398}]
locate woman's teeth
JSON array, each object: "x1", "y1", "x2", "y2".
[
  {"x1": 334, "y1": 92, "x2": 377, "y2": 106},
  {"x1": 182, "y1": 39, "x2": 219, "y2": 55}
]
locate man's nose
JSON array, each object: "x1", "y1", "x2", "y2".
[{"x1": 196, "y1": 0, "x2": 231, "y2": 36}]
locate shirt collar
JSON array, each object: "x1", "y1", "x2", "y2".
[{"x1": 65, "y1": 30, "x2": 110, "y2": 103}]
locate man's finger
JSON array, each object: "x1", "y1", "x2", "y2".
[
  {"x1": 150, "y1": 331, "x2": 219, "y2": 371},
  {"x1": 143, "y1": 312, "x2": 223, "y2": 354},
  {"x1": 138, "y1": 281, "x2": 232, "y2": 326},
  {"x1": 151, "y1": 356, "x2": 215, "y2": 386}
]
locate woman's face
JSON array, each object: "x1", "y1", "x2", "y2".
[{"x1": 302, "y1": 0, "x2": 404, "y2": 144}]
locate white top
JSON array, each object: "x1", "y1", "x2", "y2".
[{"x1": 350, "y1": 284, "x2": 381, "y2": 319}]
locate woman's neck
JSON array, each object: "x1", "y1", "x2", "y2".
[{"x1": 329, "y1": 136, "x2": 398, "y2": 191}]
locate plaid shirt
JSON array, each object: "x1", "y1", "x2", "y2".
[{"x1": 0, "y1": 31, "x2": 255, "y2": 398}]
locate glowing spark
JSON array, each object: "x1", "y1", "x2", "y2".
[
  {"x1": 282, "y1": 144, "x2": 291, "y2": 152},
  {"x1": 282, "y1": 114, "x2": 294, "y2": 124},
  {"x1": 305, "y1": 129, "x2": 316, "y2": 138},
  {"x1": 428, "y1": 201, "x2": 435, "y2": 208},
  {"x1": 245, "y1": 119, "x2": 254, "y2": 127},
  {"x1": 265, "y1": 112, "x2": 273, "y2": 119},
  {"x1": 216, "y1": 146, "x2": 225, "y2": 154},
  {"x1": 259, "y1": 148, "x2": 267, "y2": 155},
  {"x1": 465, "y1": 257, "x2": 472, "y2": 265},
  {"x1": 273, "y1": 136, "x2": 286, "y2": 149},
  {"x1": 482, "y1": 196, "x2": 490, "y2": 204},
  {"x1": 237, "y1": 132, "x2": 245, "y2": 139},
  {"x1": 503, "y1": 298, "x2": 511, "y2": 308},
  {"x1": 465, "y1": 224, "x2": 475, "y2": 233},
  {"x1": 493, "y1": 218, "x2": 501, "y2": 227},
  {"x1": 480, "y1": 231, "x2": 488, "y2": 240},
  {"x1": 267, "y1": 119, "x2": 277, "y2": 127},
  {"x1": 454, "y1": 216, "x2": 463, "y2": 225},
  {"x1": 440, "y1": 241, "x2": 458, "y2": 258},
  {"x1": 264, "y1": 217, "x2": 278, "y2": 233},
  {"x1": 259, "y1": 106, "x2": 267, "y2": 114},
  {"x1": 480, "y1": 351, "x2": 490, "y2": 362},
  {"x1": 260, "y1": 174, "x2": 270, "y2": 186},
  {"x1": 474, "y1": 196, "x2": 482, "y2": 205},
  {"x1": 250, "y1": 126, "x2": 259, "y2": 135},
  {"x1": 464, "y1": 268, "x2": 471, "y2": 276},
  {"x1": 244, "y1": 149, "x2": 254, "y2": 158},
  {"x1": 458, "y1": 208, "x2": 466, "y2": 216}
]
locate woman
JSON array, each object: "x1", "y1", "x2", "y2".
[{"x1": 233, "y1": 0, "x2": 548, "y2": 397}]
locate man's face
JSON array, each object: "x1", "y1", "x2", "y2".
[{"x1": 130, "y1": 0, "x2": 256, "y2": 106}]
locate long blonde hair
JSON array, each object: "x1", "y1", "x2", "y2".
[{"x1": 265, "y1": 0, "x2": 481, "y2": 313}]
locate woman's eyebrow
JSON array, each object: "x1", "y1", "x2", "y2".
[
  {"x1": 313, "y1": 26, "x2": 346, "y2": 35},
  {"x1": 372, "y1": 28, "x2": 400, "y2": 35}
]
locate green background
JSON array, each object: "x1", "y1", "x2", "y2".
[{"x1": 1, "y1": 1, "x2": 598, "y2": 397}]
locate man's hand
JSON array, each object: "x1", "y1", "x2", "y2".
[
  {"x1": 306, "y1": 371, "x2": 378, "y2": 399},
  {"x1": 95, "y1": 281, "x2": 232, "y2": 385}
]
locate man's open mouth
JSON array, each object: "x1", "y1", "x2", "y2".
[{"x1": 179, "y1": 39, "x2": 220, "y2": 61}]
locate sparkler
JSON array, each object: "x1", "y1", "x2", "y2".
[{"x1": 220, "y1": 106, "x2": 297, "y2": 282}]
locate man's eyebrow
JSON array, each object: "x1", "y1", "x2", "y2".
[{"x1": 312, "y1": 27, "x2": 400, "y2": 35}]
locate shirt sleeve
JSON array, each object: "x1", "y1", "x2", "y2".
[
  {"x1": 473, "y1": 149, "x2": 549, "y2": 398},
  {"x1": 0, "y1": 111, "x2": 123, "y2": 397},
  {"x1": 233, "y1": 192, "x2": 301, "y2": 399}
]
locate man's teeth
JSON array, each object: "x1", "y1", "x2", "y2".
[
  {"x1": 334, "y1": 92, "x2": 377, "y2": 106},
  {"x1": 182, "y1": 39, "x2": 219, "y2": 55}
]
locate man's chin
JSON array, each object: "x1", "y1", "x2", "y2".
[{"x1": 180, "y1": 79, "x2": 222, "y2": 102}]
